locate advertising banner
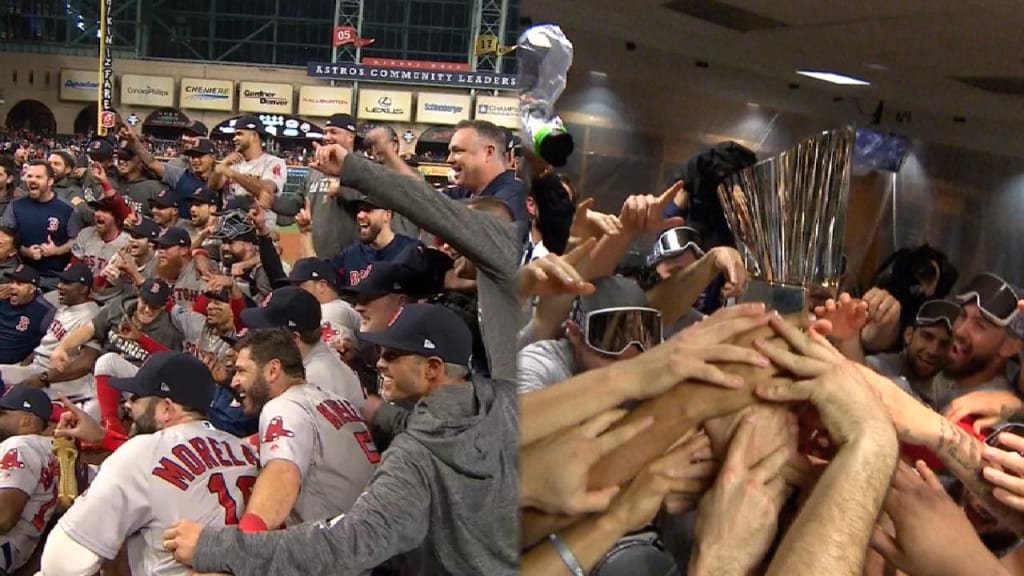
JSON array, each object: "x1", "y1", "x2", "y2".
[
  {"x1": 120, "y1": 74, "x2": 175, "y2": 107},
  {"x1": 309, "y1": 63, "x2": 518, "y2": 91},
  {"x1": 416, "y1": 92, "x2": 472, "y2": 125},
  {"x1": 298, "y1": 85, "x2": 353, "y2": 117},
  {"x1": 474, "y1": 95, "x2": 518, "y2": 129},
  {"x1": 180, "y1": 78, "x2": 234, "y2": 111},
  {"x1": 357, "y1": 89, "x2": 413, "y2": 122},
  {"x1": 238, "y1": 82, "x2": 293, "y2": 114},
  {"x1": 59, "y1": 70, "x2": 99, "y2": 102}
]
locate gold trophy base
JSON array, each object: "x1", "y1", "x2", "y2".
[{"x1": 53, "y1": 436, "x2": 80, "y2": 508}]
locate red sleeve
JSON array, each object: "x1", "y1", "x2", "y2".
[
  {"x1": 101, "y1": 428, "x2": 128, "y2": 452},
  {"x1": 105, "y1": 189, "x2": 132, "y2": 222},
  {"x1": 193, "y1": 294, "x2": 211, "y2": 316},
  {"x1": 230, "y1": 295, "x2": 246, "y2": 332},
  {"x1": 137, "y1": 333, "x2": 171, "y2": 354}
]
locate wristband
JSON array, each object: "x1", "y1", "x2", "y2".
[
  {"x1": 548, "y1": 532, "x2": 584, "y2": 576},
  {"x1": 239, "y1": 513, "x2": 269, "y2": 533}
]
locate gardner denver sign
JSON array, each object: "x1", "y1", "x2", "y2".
[
  {"x1": 238, "y1": 82, "x2": 294, "y2": 114},
  {"x1": 307, "y1": 63, "x2": 518, "y2": 91}
]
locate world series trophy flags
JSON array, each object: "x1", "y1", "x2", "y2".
[
  {"x1": 516, "y1": 25, "x2": 575, "y2": 167},
  {"x1": 717, "y1": 126, "x2": 855, "y2": 315},
  {"x1": 97, "y1": 0, "x2": 114, "y2": 136}
]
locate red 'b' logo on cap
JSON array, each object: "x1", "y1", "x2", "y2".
[{"x1": 150, "y1": 281, "x2": 162, "y2": 294}]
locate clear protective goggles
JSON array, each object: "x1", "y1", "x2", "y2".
[
  {"x1": 571, "y1": 302, "x2": 663, "y2": 356},
  {"x1": 914, "y1": 299, "x2": 961, "y2": 333},
  {"x1": 647, "y1": 226, "x2": 705, "y2": 267},
  {"x1": 955, "y1": 273, "x2": 1019, "y2": 327}
]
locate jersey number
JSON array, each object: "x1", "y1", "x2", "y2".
[
  {"x1": 353, "y1": 430, "x2": 381, "y2": 464},
  {"x1": 207, "y1": 473, "x2": 257, "y2": 525}
]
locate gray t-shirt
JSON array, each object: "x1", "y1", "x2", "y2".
[
  {"x1": 866, "y1": 353, "x2": 934, "y2": 407},
  {"x1": 931, "y1": 372, "x2": 1013, "y2": 415},
  {"x1": 517, "y1": 338, "x2": 576, "y2": 395}
]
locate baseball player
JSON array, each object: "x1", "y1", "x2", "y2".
[
  {"x1": 99, "y1": 217, "x2": 160, "y2": 293},
  {"x1": 155, "y1": 227, "x2": 206, "y2": 308},
  {"x1": 0, "y1": 386, "x2": 59, "y2": 575},
  {"x1": 171, "y1": 286, "x2": 243, "y2": 360},
  {"x1": 39, "y1": 352, "x2": 259, "y2": 576},
  {"x1": 70, "y1": 197, "x2": 130, "y2": 304},
  {"x1": 0, "y1": 265, "x2": 55, "y2": 366},
  {"x1": 0, "y1": 263, "x2": 100, "y2": 418},
  {"x1": 288, "y1": 257, "x2": 360, "y2": 352},
  {"x1": 217, "y1": 328, "x2": 376, "y2": 532},
  {"x1": 216, "y1": 115, "x2": 287, "y2": 228}
]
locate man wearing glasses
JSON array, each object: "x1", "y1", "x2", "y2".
[{"x1": 518, "y1": 275, "x2": 662, "y2": 395}]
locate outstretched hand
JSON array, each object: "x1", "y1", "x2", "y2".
[{"x1": 619, "y1": 181, "x2": 686, "y2": 235}]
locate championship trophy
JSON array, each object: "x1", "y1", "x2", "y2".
[{"x1": 717, "y1": 126, "x2": 855, "y2": 316}]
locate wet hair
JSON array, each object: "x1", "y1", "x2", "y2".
[{"x1": 235, "y1": 328, "x2": 306, "y2": 379}]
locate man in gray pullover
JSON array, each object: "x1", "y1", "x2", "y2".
[{"x1": 163, "y1": 303, "x2": 519, "y2": 576}]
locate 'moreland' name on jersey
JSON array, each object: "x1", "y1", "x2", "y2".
[{"x1": 153, "y1": 435, "x2": 259, "y2": 491}]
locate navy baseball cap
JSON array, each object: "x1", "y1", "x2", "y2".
[
  {"x1": 360, "y1": 303, "x2": 472, "y2": 366},
  {"x1": 0, "y1": 384, "x2": 52, "y2": 422},
  {"x1": 116, "y1": 144, "x2": 137, "y2": 160},
  {"x1": 86, "y1": 196, "x2": 118, "y2": 214},
  {"x1": 240, "y1": 286, "x2": 321, "y2": 332},
  {"x1": 187, "y1": 185, "x2": 218, "y2": 206},
  {"x1": 109, "y1": 352, "x2": 215, "y2": 413},
  {"x1": 342, "y1": 262, "x2": 415, "y2": 299},
  {"x1": 183, "y1": 138, "x2": 217, "y2": 157},
  {"x1": 57, "y1": 262, "x2": 94, "y2": 286},
  {"x1": 156, "y1": 227, "x2": 191, "y2": 249},
  {"x1": 5, "y1": 264, "x2": 40, "y2": 287},
  {"x1": 289, "y1": 258, "x2": 339, "y2": 289},
  {"x1": 126, "y1": 217, "x2": 161, "y2": 242},
  {"x1": 138, "y1": 278, "x2": 172, "y2": 308},
  {"x1": 86, "y1": 137, "x2": 115, "y2": 161},
  {"x1": 234, "y1": 115, "x2": 267, "y2": 136},
  {"x1": 324, "y1": 114, "x2": 358, "y2": 134},
  {"x1": 149, "y1": 188, "x2": 179, "y2": 209}
]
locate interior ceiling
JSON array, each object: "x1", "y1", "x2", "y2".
[{"x1": 522, "y1": 0, "x2": 1024, "y2": 128}]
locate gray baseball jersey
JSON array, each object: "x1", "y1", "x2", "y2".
[
  {"x1": 71, "y1": 227, "x2": 131, "y2": 303},
  {"x1": 58, "y1": 420, "x2": 258, "y2": 576},
  {"x1": 303, "y1": 341, "x2": 365, "y2": 409},
  {"x1": 259, "y1": 384, "x2": 377, "y2": 525},
  {"x1": 0, "y1": 434, "x2": 59, "y2": 574},
  {"x1": 170, "y1": 305, "x2": 236, "y2": 359},
  {"x1": 170, "y1": 260, "x2": 206, "y2": 309},
  {"x1": 321, "y1": 299, "x2": 360, "y2": 336}
]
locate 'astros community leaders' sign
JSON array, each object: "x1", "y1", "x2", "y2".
[{"x1": 307, "y1": 63, "x2": 518, "y2": 91}]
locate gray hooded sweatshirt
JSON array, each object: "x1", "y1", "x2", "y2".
[{"x1": 191, "y1": 376, "x2": 520, "y2": 576}]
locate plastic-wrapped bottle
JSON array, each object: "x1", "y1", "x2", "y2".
[{"x1": 517, "y1": 25, "x2": 575, "y2": 167}]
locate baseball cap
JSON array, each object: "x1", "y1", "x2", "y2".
[
  {"x1": 0, "y1": 384, "x2": 52, "y2": 422},
  {"x1": 109, "y1": 352, "x2": 215, "y2": 413},
  {"x1": 138, "y1": 278, "x2": 172, "y2": 308},
  {"x1": 5, "y1": 264, "x2": 40, "y2": 287},
  {"x1": 156, "y1": 227, "x2": 191, "y2": 249},
  {"x1": 204, "y1": 288, "x2": 232, "y2": 303},
  {"x1": 350, "y1": 191, "x2": 384, "y2": 211},
  {"x1": 116, "y1": 144, "x2": 137, "y2": 160},
  {"x1": 223, "y1": 196, "x2": 255, "y2": 213},
  {"x1": 86, "y1": 137, "x2": 115, "y2": 161},
  {"x1": 149, "y1": 188, "x2": 180, "y2": 210},
  {"x1": 240, "y1": 286, "x2": 321, "y2": 332},
  {"x1": 187, "y1": 185, "x2": 218, "y2": 206},
  {"x1": 360, "y1": 303, "x2": 472, "y2": 366},
  {"x1": 234, "y1": 115, "x2": 267, "y2": 136},
  {"x1": 342, "y1": 262, "x2": 415, "y2": 299},
  {"x1": 289, "y1": 258, "x2": 339, "y2": 289},
  {"x1": 126, "y1": 217, "x2": 161, "y2": 242},
  {"x1": 57, "y1": 262, "x2": 94, "y2": 286},
  {"x1": 183, "y1": 138, "x2": 217, "y2": 157},
  {"x1": 578, "y1": 275, "x2": 649, "y2": 313},
  {"x1": 324, "y1": 113, "x2": 358, "y2": 134}
]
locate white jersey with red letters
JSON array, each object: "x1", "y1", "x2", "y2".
[
  {"x1": 58, "y1": 420, "x2": 258, "y2": 576},
  {"x1": 36, "y1": 300, "x2": 101, "y2": 402},
  {"x1": 71, "y1": 227, "x2": 130, "y2": 304},
  {"x1": 0, "y1": 434, "x2": 59, "y2": 574},
  {"x1": 259, "y1": 384, "x2": 377, "y2": 525}
]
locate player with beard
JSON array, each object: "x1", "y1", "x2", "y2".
[
  {"x1": 216, "y1": 116, "x2": 286, "y2": 228},
  {"x1": 51, "y1": 278, "x2": 183, "y2": 441},
  {"x1": 0, "y1": 385, "x2": 59, "y2": 575},
  {"x1": 0, "y1": 265, "x2": 54, "y2": 366},
  {"x1": 0, "y1": 156, "x2": 22, "y2": 217},
  {"x1": 298, "y1": 195, "x2": 418, "y2": 288},
  {"x1": 866, "y1": 299, "x2": 958, "y2": 407},
  {"x1": 0, "y1": 226, "x2": 21, "y2": 290},
  {"x1": 211, "y1": 209, "x2": 272, "y2": 304},
  {"x1": 0, "y1": 263, "x2": 100, "y2": 416},
  {"x1": 70, "y1": 197, "x2": 131, "y2": 304},
  {"x1": 182, "y1": 185, "x2": 219, "y2": 241},
  {"x1": 113, "y1": 144, "x2": 164, "y2": 219},
  {"x1": 46, "y1": 150, "x2": 84, "y2": 205},
  {"x1": 2, "y1": 161, "x2": 77, "y2": 291},
  {"x1": 185, "y1": 328, "x2": 375, "y2": 534},
  {"x1": 156, "y1": 227, "x2": 207, "y2": 308},
  {"x1": 40, "y1": 352, "x2": 259, "y2": 576}
]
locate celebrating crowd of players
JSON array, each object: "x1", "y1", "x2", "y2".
[{"x1": 0, "y1": 114, "x2": 523, "y2": 576}]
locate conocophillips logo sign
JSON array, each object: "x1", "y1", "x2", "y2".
[{"x1": 127, "y1": 85, "x2": 170, "y2": 96}]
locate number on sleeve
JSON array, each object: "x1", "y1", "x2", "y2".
[
  {"x1": 207, "y1": 473, "x2": 258, "y2": 525},
  {"x1": 353, "y1": 430, "x2": 380, "y2": 464}
]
